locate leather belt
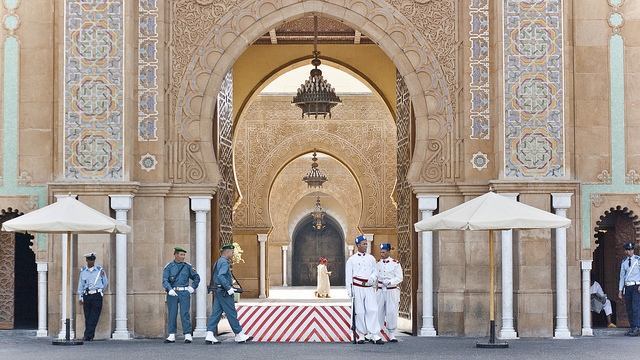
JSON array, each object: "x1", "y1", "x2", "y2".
[
  {"x1": 353, "y1": 283, "x2": 372, "y2": 288},
  {"x1": 352, "y1": 277, "x2": 369, "y2": 287},
  {"x1": 625, "y1": 281, "x2": 640, "y2": 286},
  {"x1": 173, "y1": 286, "x2": 189, "y2": 291},
  {"x1": 86, "y1": 289, "x2": 102, "y2": 295}
]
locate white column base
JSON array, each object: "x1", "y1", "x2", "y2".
[
  {"x1": 581, "y1": 328, "x2": 594, "y2": 336},
  {"x1": 499, "y1": 329, "x2": 519, "y2": 339},
  {"x1": 58, "y1": 329, "x2": 75, "y2": 339},
  {"x1": 112, "y1": 330, "x2": 131, "y2": 339},
  {"x1": 193, "y1": 329, "x2": 207, "y2": 338},
  {"x1": 36, "y1": 330, "x2": 48, "y2": 337},
  {"x1": 419, "y1": 327, "x2": 437, "y2": 337},
  {"x1": 553, "y1": 329, "x2": 573, "y2": 339}
]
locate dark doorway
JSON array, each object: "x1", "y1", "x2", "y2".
[
  {"x1": 593, "y1": 207, "x2": 638, "y2": 327},
  {"x1": 13, "y1": 232, "x2": 38, "y2": 328},
  {"x1": 291, "y1": 215, "x2": 345, "y2": 286}
]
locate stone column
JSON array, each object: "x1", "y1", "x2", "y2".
[
  {"x1": 36, "y1": 262, "x2": 48, "y2": 337},
  {"x1": 581, "y1": 260, "x2": 593, "y2": 336},
  {"x1": 417, "y1": 195, "x2": 438, "y2": 337},
  {"x1": 364, "y1": 234, "x2": 374, "y2": 254},
  {"x1": 190, "y1": 196, "x2": 212, "y2": 337},
  {"x1": 258, "y1": 234, "x2": 267, "y2": 298},
  {"x1": 282, "y1": 246, "x2": 288, "y2": 286},
  {"x1": 499, "y1": 193, "x2": 519, "y2": 339},
  {"x1": 109, "y1": 195, "x2": 133, "y2": 339},
  {"x1": 55, "y1": 194, "x2": 75, "y2": 339},
  {"x1": 347, "y1": 245, "x2": 354, "y2": 256},
  {"x1": 552, "y1": 193, "x2": 573, "y2": 339}
]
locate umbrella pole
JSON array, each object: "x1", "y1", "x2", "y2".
[
  {"x1": 477, "y1": 230, "x2": 508, "y2": 348},
  {"x1": 66, "y1": 231, "x2": 71, "y2": 341},
  {"x1": 489, "y1": 229, "x2": 495, "y2": 343},
  {"x1": 53, "y1": 231, "x2": 82, "y2": 345}
]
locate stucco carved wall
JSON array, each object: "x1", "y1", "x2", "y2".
[
  {"x1": 234, "y1": 94, "x2": 397, "y2": 229},
  {"x1": 168, "y1": 0, "x2": 459, "y2": 184}
]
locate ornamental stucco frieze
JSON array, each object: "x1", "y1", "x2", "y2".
[{"x1": 169, "y1": 0, "x2": 458, "y2": 184}]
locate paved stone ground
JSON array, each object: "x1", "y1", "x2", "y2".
[{"x1": 2, "y1": 330, "x2": 640, "y2": 360}]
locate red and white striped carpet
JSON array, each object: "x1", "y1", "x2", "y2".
[{"x1": 237, "y1": 305, "x2": 391, "y2": 342}]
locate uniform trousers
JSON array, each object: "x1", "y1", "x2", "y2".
[
  {"x1": 376, "y1": 288, "x2": 400, "y2": 333},
  {"x1": 623, "y1": 284, "x2": 640, "y2": 328},
  {"x1": 352, "y1": 285, "x2": 380, "y2": 337},
  {"x1": 82, "y1": 292, "x2": 103, "y2": 339},
  {"x1": 167, "y1": 290, "x2": 192, "y2": 334},
  {"x1": 206, "y1": 292, "x2": 242, "y2": 334}
]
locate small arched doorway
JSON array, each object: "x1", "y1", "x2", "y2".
[
  {"x1": 593, "y1": 206, "x2": 640, "y2": 327},
  {"x1": 0, "y1": 208, "x2": 38, "y2": 329},
  {"x1": 291, "y1": 214, "x2": 345, "y2": 287}
]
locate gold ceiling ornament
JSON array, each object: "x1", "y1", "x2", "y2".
[{"x1": 292, "y1": 15, "x2": 342, "y2": 119}]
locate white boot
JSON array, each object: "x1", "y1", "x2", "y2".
[
  {"x1": 184, "y1": 334, "x2": 192, "y2": 343},
  {"x1": 235, "y1": 332, "x2": 253, "y2": 343},
  {"x1": 205, "y1": 331, "x2": 219, "y2": 345},
  {"x1": 164, "y1": 333, "x2": 175, "y2": 343},
  {"x1": 370, "y1": 333, "x2": 384, "y2": 344}
]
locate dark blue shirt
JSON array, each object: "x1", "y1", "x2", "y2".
[{"x1": 213, "y1": 256, "x2": 233, "y2": 291}]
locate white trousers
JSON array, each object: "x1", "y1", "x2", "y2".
[
  {"x1": 376, "y1": 288, "x2": 400, "y2": 332},
  {"x1": 352, "y1": 286, "x2": 380, "y2": 336}
]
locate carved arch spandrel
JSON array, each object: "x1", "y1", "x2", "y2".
[{"x1": 170, "y1": 0, "x2": 458, "y2": 184}]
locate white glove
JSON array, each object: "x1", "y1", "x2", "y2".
[
  {"x1": 384, "y1": 280, "x2": 391, "y2": 287},
  {"x1": 366, "y1": 278, "x2": 375, "y2": 287},
  {"x1": 346, "y1": 289, "x2": 352, "y2": 298},
  {"x1": 168, "y1": 289, "x2": 178, "y2": 297},
  {"x1": 227, "y1": 288, "x2": 235, "y2": 296},
  {"x1": 187, "y1": 286, "x2": 194, "y2": 294}
]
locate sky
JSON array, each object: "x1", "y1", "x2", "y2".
[{"x1": 260, "y1": 64, "x2": 372, "y2": 94}]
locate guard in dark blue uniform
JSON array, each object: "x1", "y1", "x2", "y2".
[
  {"x1": 77, "y1": 252, "x2": 108, "y2": 341},
  {"x1": 162, "y1": 246, "x2": 200, "y2": 343},
  {"x1": 618, "y1": 242, "x2": 640, "y2": 336},
  {"x1": 204, "y1": 244, "x2": 252, "y2": 344}
]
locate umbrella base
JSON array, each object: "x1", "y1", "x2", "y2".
[
  {"x1": 476, "y1": 340, "x2": 509, "y2": 348},
  {"x1": 52, "y1": 339, "x2": 84, "y2": 346}
]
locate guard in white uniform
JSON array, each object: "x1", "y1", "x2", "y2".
[
  {"x1": 346, "y1": 235, "x2": 384, "y2": 344},
  {"x1": 376, "y1": 243, "x2": 403, "y2": 342}
]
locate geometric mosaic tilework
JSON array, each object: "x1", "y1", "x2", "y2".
[
  {"x1": 470, "y1": 0, "x2": 490, "y2": 139},
  {"x1": 138, "y1": 0, "x2": 158, "y2": 141},
  {"x1": 64, "y1": 1, "x2": 124, "y2": 179},
  {"x1": 504, "y1": 0, "x2": 564, "y2": 178}
]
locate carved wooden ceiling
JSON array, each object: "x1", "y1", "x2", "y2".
[{"x1": 253, "y1": 16, "x2": 374, "y2": 45}]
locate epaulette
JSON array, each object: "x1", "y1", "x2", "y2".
[
  {"x1": 164, "y1": 261, "x2": 173, "y2": 268},
  {"x1": 393, "y1": 259, "x2": 399, "y2": 264}
]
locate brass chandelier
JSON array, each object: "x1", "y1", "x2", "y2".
[
  {"x1": 291, "y1": 16, "x2": 342, "y2": 119},
  {"x1": 303, "y1": 150, "x2": 327, "y2": 230}
]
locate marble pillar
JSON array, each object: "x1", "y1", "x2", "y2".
[
  {"x1": 417, "y1": 195, "x2": 438, "y2": 337},
  {"x1": 581, "y1": 260, "x2": 593, "y2": 336},
  {"x1": 109, "y1": 195, "x2": 133, "y2": 339},
  {"x1": 36, "y1": 262, "x2": 48, "y2": 337},
  {"x1": 282, "y1": 246, "x2": 288, "y2": 286},
  {"x1": 552, "y1": 193, "x2": 573, "y2": 339},
  {"x1": 190, "y1": 196, "x2": 212, "y2": 337},
  {"x1": 499, "y1": 193, "x2": 519, "y2": 339},
  {"x1": 258, "y1": 234, "x2": 267, "y2": 298}
]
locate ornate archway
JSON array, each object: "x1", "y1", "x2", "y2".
[
  {"x1": 0, "y1": 207, "x2": 37, "y2": 329},
  {"x1": 593, "y1": 206, "x2": 640, "y2": 327}
]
